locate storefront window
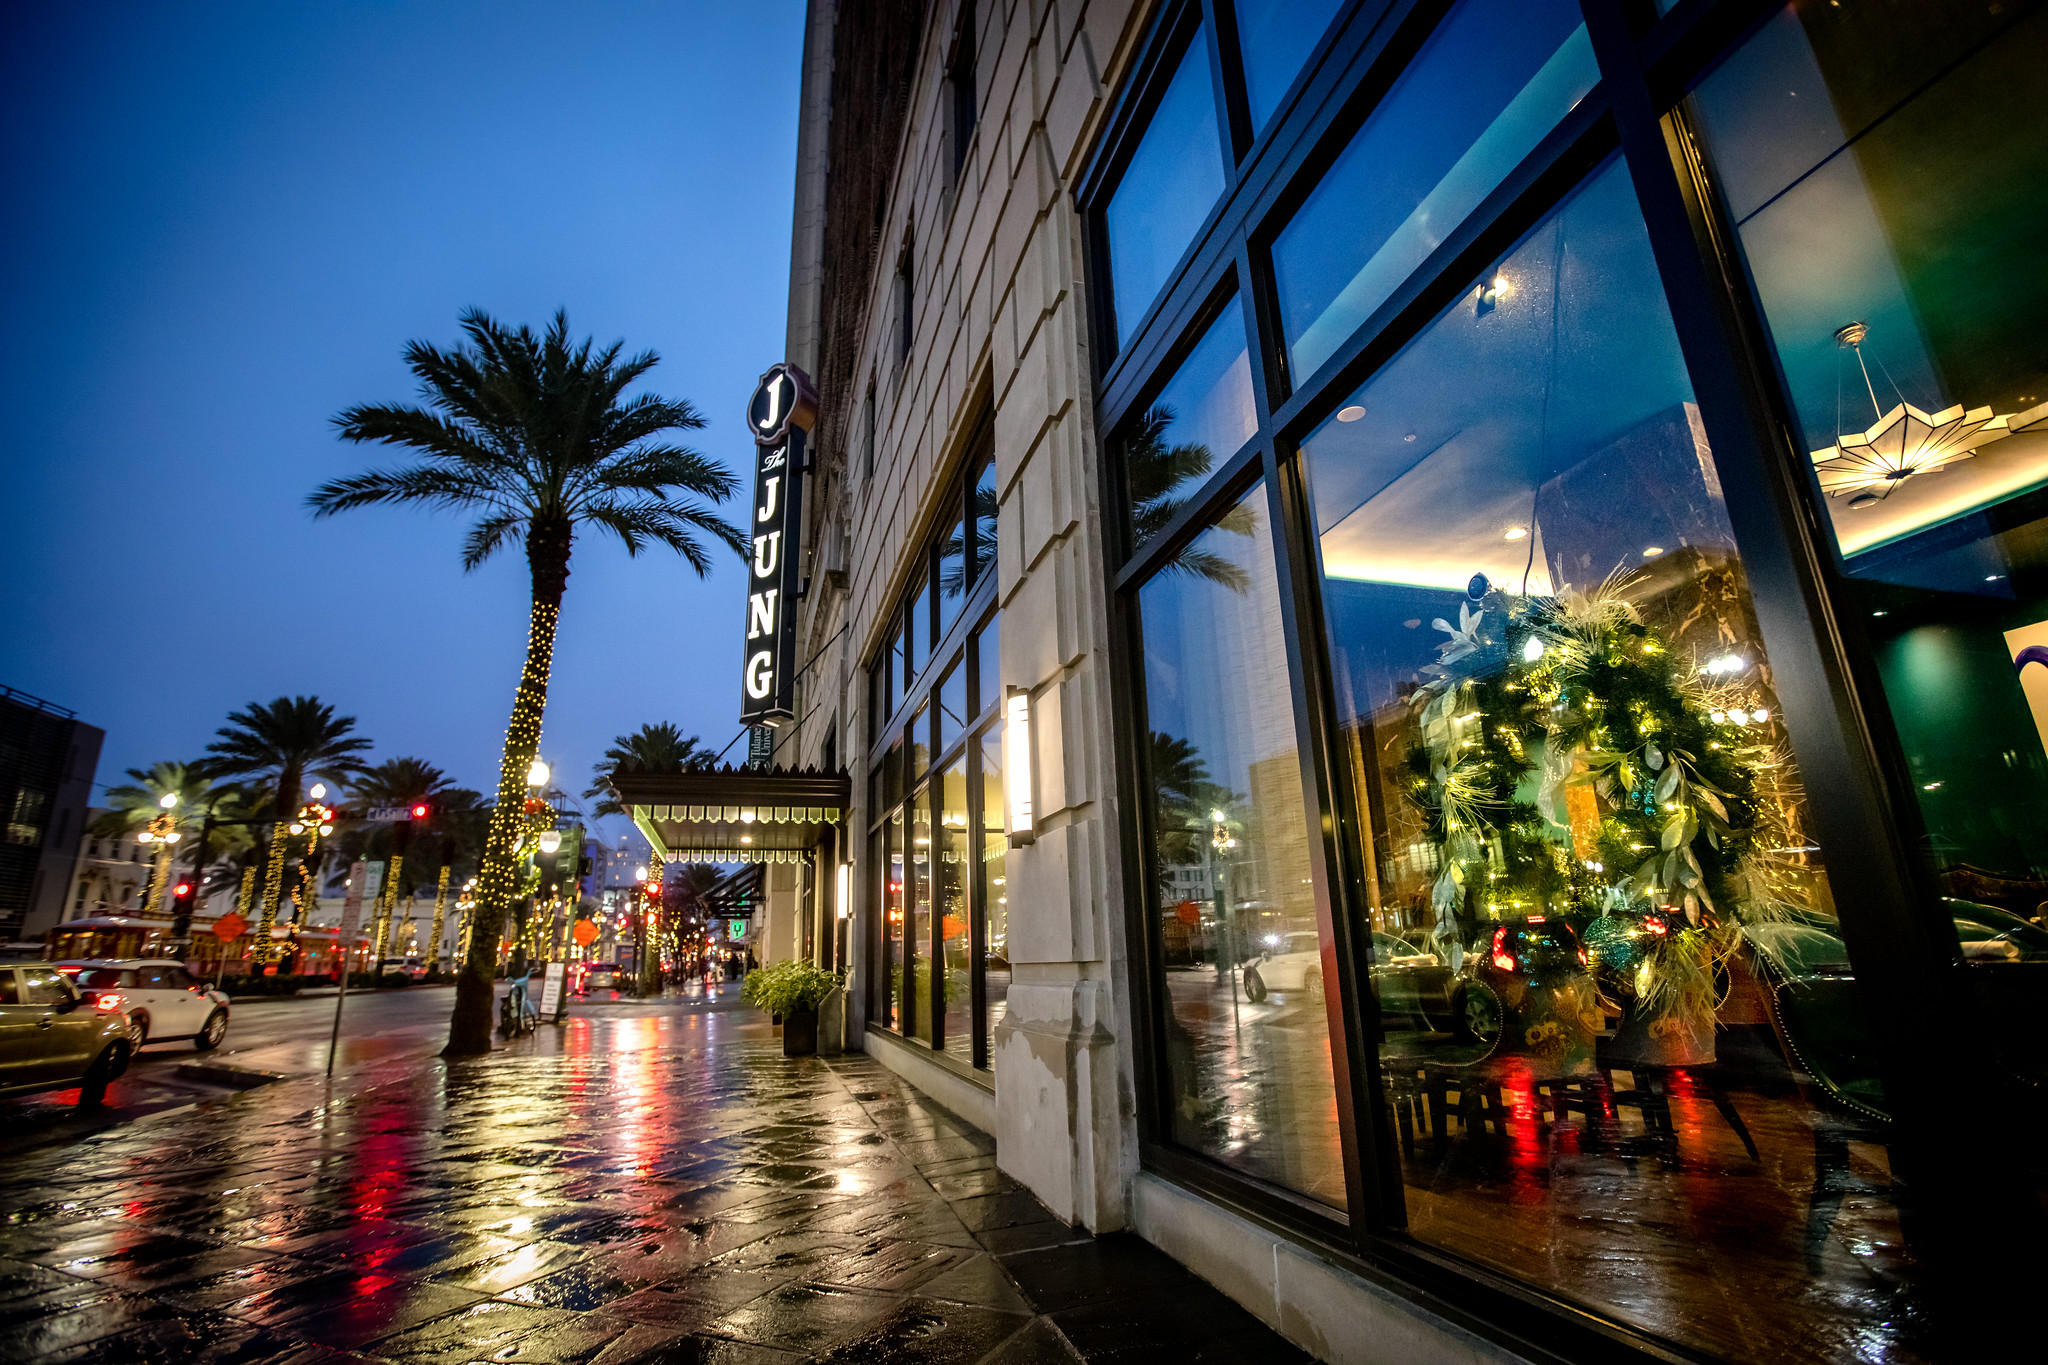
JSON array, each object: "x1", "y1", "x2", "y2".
[
  {"x1": 886, "y1": 807, "x2": 904, "y2": 1031},
  {"x1": 1139, "y1": 480, "x2": 1343, "y2": 1210},
  {"x1": 980, "y1": 722, "x2": 1009, "y2": 1048},
  {"x1": 1105, "y1": 25, "x2": 1226, "y2": 347},
  {"x1": 940, "y1": 758, "x2": 971, "y2": 1061},
  {"x1": 1299, "y1": 155, "x2": 1898, "y2": 1360},
  {"x1": 1118, "y1": 296, "x2": 1257, "y2": 561},
  {"x1": 909, "y1": 778, "x2": 933, "y2": 1045},
  {"x1": 1231, "y1": 0, "x2": 1345, "y2": 134},
  {"x1": 1269, "y1": 0, "x2": 1595, "y2": 384},
  {"x1": 1690, "y1": 0, "x2": 2048, "y2": 1210}
]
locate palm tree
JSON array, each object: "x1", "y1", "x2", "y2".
[
  {"x1": 1124, "y1": 405, "x2": 1255, "y2": 592},
  {"x1": 310, "y1": 309, "x2": 746, "y2": 1056},
  {"x1": 92, "y1": 763, "x2": 256, "y2": 915},
  {"x1": 585, "y1": 722, "x2": 714, "y2": 818},
  {"x1": 206, "y1": 696, "x2": 373, "y2": 817}
]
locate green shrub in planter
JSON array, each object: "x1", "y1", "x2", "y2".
[{"x1": 741, "y1": 959, "x2": 843, "y2": 1018}]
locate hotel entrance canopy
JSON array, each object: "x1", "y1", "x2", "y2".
[{"x1": 612, "y1": 766, "x2": 850, "y2": 866}]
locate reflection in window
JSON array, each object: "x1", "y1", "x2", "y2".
[
  {"x1": 938, "y1": 510, "x2": 967, "y2": 637},
  {"x1": 885, "y1": 810, "x2": 903, "y2": 1032},
  {"x1": 936, "y1": 659, "x2": 967, "y2": 755},
  {"x1": 981, "y1": 718, "x2": 1010, "y2": 1049},
  {"x1": 1300, "y1": 157, "x2": 1896, "y2": 1361},
  {"x1": 1232, "y1": 0, "x2": 1345, "y2": 134},
  {"x1": 973, "y1": 611, "x2": 1001, "y2": 721},
  {"x1": 940, "y1": 759, "x2": 972, "y2": 1060},
  {"x1": 1692, "y1": 0, "x2": 2048, "y2": 1271},
  {"x1": 1140, "y1": 481, "x2": 1342, "y2": 1209},
  {"x1": 909, "y1": 788, "x2": 933, "y2": 1044},
  {"x1": 1119, "y1": 298, "x2": 1257, "y2": 561},
  {"x1": 1105, "y1": 26, "x2": 1227, "y2": 348},
  {"x1": 1270, "y1": 0, "x2": 1593, "y2": 383}
]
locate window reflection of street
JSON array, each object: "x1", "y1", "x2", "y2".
[{"x1": 1162, "y1": 969, "x2": 1344, "y2": 1210}]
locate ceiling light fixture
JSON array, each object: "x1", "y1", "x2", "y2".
[{"x1": 1813, "y1": 322, "x2": 2020, "y2": 504}]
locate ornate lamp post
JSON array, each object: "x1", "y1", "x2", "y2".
[
  {"x1": 255, "y1": 786, "x2": 335, "y2": 966},
  {"x1": 136, "y1": 793, "x2": 182, "y2": 917}
]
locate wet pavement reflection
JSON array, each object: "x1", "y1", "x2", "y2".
[{"x1": 0, "y1": 989, "x2": 1309, "y2": 1363}]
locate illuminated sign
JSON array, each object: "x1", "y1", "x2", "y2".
[
  {"x1": 729, "y1": 918, "x2": 748, "y2": 938},
  {"x1": 739, "y1": 362, "x2": 817, "y2": 727}
]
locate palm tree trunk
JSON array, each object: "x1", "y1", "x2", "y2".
[{"x1": 445, "y1": 519, "x2": 570, "y2": 1056}]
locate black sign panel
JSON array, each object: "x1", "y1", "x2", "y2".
[{"x1": 739, "y1": 363, "x2": 817, "y2": 727}]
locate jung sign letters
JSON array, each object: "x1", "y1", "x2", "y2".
[{"x1": 739, "y1": 362, "x2": 816, "y2": 727}]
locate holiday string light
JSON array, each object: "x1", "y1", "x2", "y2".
[
  {"x1": 463, "y1": 600, "x2": 560, "y2": 982},
  {"x1": 429, "y1": 864, "x2": 452, "y2": 972}
]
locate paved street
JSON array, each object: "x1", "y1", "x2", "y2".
[{"x1": 0, "y1": 988, "x2": 1309, "y2": 1363}]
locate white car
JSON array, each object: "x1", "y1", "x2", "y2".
[{"x1": 55, "y1": 959, "x2": 230, "y2": 1052}]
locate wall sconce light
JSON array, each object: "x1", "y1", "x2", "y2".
[
  {"x1": 1003, "y1": 686, "x2": 1036, "y2": 845},
  {"x1": 835, "y1": 861, "x2": 850, "y2": 920}
]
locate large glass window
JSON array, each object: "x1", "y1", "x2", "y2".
[
  {"x1": 1300, "y1": 155, "x2": 1896, "y2": 1362},
  {"x1": 1690, "y1": 0, "x2": 2048, "y2": 1242},
  {"x1": 867, "y1": 446, "x2": 1005, "y2": 1072},
  {"x1": 1139, "y1": 481, "x2": 1343, "y2": 1210},
  {"x1": 1118, "y1": 296, "x2": 1257, "y2": 561},
  {"x1": 939, "y1": 758, "x2": 971, "y2": 1062},
  {"x1": 979, "y1": 721, "x2": 1009, "y2": 1051},
  {"x1": 1230, "y1": 0, "x2": 1345, "y2": 134},
  {"x1": 1269, "y1": 0, "x2": 1595, "y2": 384},
  {"x1": 1105, "y1": 25, "x2": 1227, "y2": 347}
]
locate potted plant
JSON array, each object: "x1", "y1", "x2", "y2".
[{"x1": 741, "y1": 959, "x2": 844, "y2": 1056}]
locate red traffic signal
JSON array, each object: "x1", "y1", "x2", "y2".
[
  {"x1": 410, "y1": 803, "x2": 429, "y2": 819},
  {"x1": 173, "y1": 882, "x2": 191, "y2": 898}
]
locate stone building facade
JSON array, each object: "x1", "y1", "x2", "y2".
[{"x1": 776, "y1": 1, "x2": 2048, "y2": 1361}]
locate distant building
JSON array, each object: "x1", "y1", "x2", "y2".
[
  {"x1": 1, "y1": 685, "x2": 103, "y2": 943},
  {"x1": 60, "y1": 807, "x2": 156, "y2": 922}
]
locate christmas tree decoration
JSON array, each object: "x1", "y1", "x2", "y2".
[{"x1": 1405, "y1": 566, "x2": 1824, "y2": 1069}]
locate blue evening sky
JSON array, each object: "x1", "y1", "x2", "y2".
[{"x1": 0, "y1": 2, "x2": 802, "y2": 837}]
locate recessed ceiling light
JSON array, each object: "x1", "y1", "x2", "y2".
[
  {"x1": 1336, "y1": 405, "x2": 1365, "y2": 422},
  {"x1": 1986, "y1": 574, "x2": 2005, "y2": 581},
  {"x1": 1503, "y1": 526, "x2": 1528, "y2": 541},
  {"x1": 1642, "y1": 546, "x2": 1665, "y2": 558}
]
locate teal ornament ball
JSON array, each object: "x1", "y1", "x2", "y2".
[{"x1": 1580, "y1": 914, "x2": 1640, "y2": 974}]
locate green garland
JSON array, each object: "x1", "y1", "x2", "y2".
[{"x1": 1408, "y1": 572, "x2": 1810, "y2": 1014}]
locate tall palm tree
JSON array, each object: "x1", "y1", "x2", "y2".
[
  {"x1": 206, "y1": 696, "x2": 373, "y2": 817},
  {"x1": 310, "y1": 309, "x2": 746, "y2": 1056},
  {"x1": 585, "y1": 722, "x2": 714, "y2": 818}
]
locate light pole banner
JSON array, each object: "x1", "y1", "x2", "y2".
[{"x1": 739, "y1": 362, "x2": 817, "y2": 728}]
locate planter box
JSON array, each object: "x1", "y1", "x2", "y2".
[{"x1": 782, "y1": 1006, "x2": 818, "y2": 1056}]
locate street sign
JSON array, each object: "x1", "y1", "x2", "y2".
[
  {"x1": 539, "y1": 961, "x2": 566, "y2": 1019},
  {"x1": 739, "y1": 362, "x2": 817, "y2": 727},
  {"x1": 361, "y1": 807, "x2": 418, "y2": 824},
  {"x1": 572, "y1": 919, "x2": 599, "y2": 947},
  {"x1": 213, "y1": 911, "x2": 248, "y2": 942},
  {"x1": 728, "y1": 918, "x2": 747, "y2": 938}
]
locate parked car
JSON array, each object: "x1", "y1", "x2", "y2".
[
  {"x1": 1, "y1": 963, "x2": 131, "y2": 1104},
  {"x1": 1454, "y1": 919, "x2": 1595, "y2": 1051},
  {"x1": 578, "y1": 962, "x2": 620, "y2": 992},
  {"x1": 1239, "y1": 929, "x2": 1461, "y2": 1031},
  {"x1": 55, "y1": 959, "x2": 230, "y2": 1052},
  {"x1": 395, "y1": 957, "x2": 430, "y2": 982}
]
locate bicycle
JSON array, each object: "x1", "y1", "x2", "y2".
[{"x1": 498, "y1": 970, "x2": 538, "y2": 1038}]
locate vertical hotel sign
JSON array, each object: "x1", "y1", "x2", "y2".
[{"x1": 740, "y1": 362, "x2": 817, "y2": 726}]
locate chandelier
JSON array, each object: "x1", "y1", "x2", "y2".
[{"x1": 1809, "y1": 322, "x2": 2017, "y2": 507}]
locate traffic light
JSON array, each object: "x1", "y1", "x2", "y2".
[
  {"x1": 170, "y1": 881, "x2": 197, "y2": 917},
  {"x1": 410, "y1": 803, "x2": 429, "y2": 819}
]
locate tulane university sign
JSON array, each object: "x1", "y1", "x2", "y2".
[{"x1": 739, "y1": 362, "x2": 817, "y2": 727}]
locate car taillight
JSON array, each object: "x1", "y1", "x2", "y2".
[{"x1": 95, "y1": 993, "x2": 124, "y2": 1012}]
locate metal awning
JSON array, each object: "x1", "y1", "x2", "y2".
[{"x1": 614, "y1": 766, "x2": 850, "y2": 866}]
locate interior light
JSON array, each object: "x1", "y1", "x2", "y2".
[
  {"x1": 1642, "y1": 546, "x2": 1665, "y2": 558},
  {"x1": 835, "y1": 862, "x2": 850, "y2": 920},
  {"x1": 1003, "y1": 686, "x2": 1036, "y2": 845},
  {"x1": 1503, "y1": 526, "x2": 1527, "y2": 541},
  {"x1": 1336, "y1": 405, "x2": 1365, "y2": 423}
]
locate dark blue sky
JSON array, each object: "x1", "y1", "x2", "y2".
[{"x1": 1, "y1": 2, "x2": 802, "y2": 834}]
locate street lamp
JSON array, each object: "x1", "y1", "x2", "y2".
[
  {"x1": 138, "y1": 793, "x2": 183, "y2": 915},
  {"x1": 538, "y1": 829, "x2": 562, "y2": 855},
  {"x1": 527, "y1": 758, "x2": 550, "y2": 788}
]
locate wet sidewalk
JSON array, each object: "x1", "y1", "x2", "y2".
[{"x1": 0, "y1": 995, "x2": 1313, "y2": 1363}]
